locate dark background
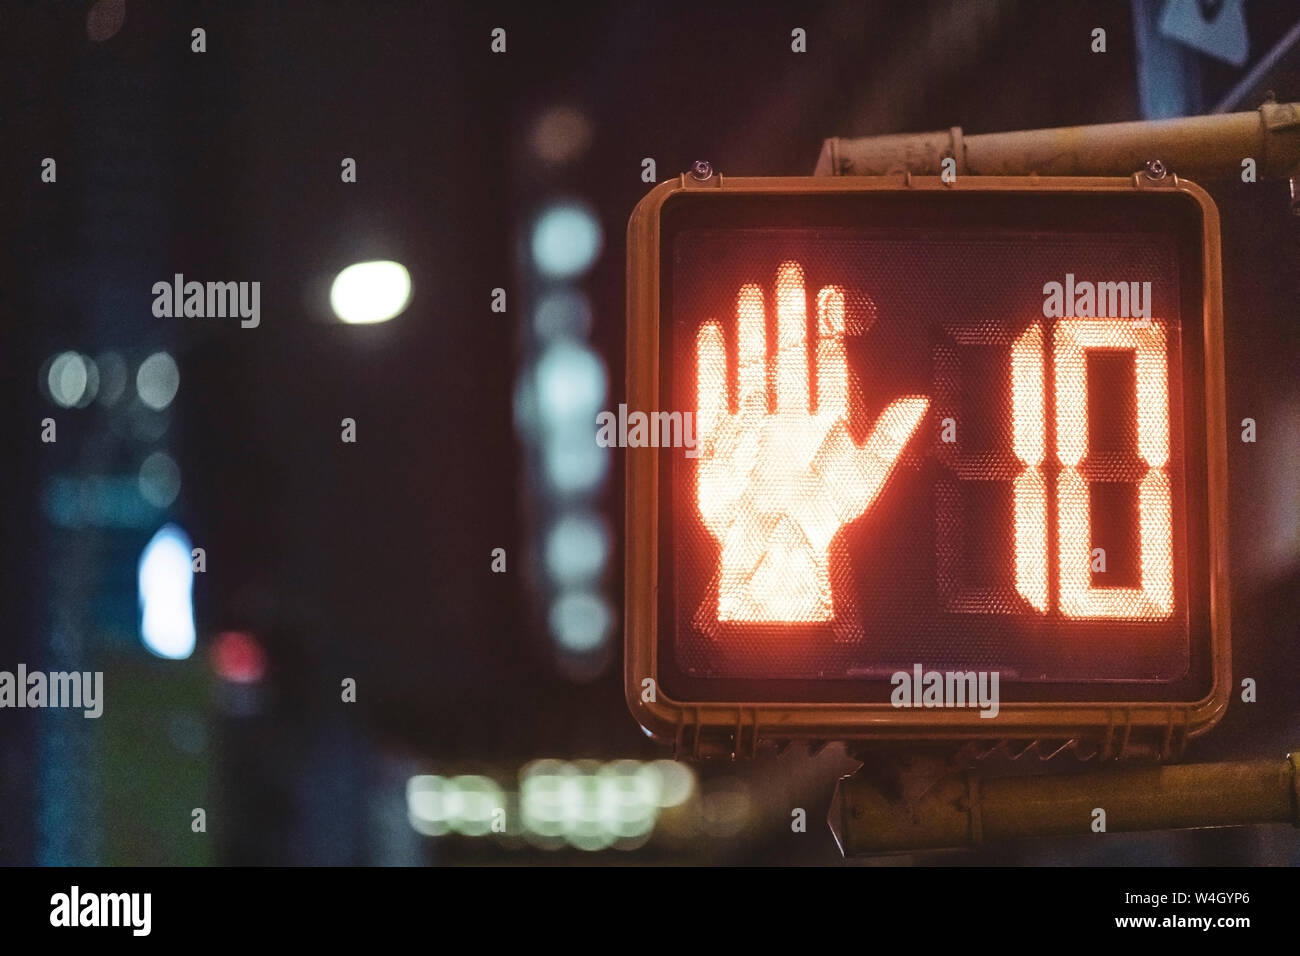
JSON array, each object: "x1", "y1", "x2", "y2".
[{"x1": 3, "y1": 0, "x2": 1298, "y2": 865}]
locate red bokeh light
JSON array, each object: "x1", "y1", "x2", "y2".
[{"x1": 210, "y1": 630, "x2": 268, "y2": 684}]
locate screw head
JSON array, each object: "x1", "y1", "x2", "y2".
[
  {"x1": 1145, "y1": 159, "x2": 1168, "y2": 180},
  {"x1": 690, "y1": 160, "x2": 714, "y2": 181}
]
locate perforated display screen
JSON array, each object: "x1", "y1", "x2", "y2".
[{"x1": 651, "y1": 190, "x2": 1216, "y2": 705}]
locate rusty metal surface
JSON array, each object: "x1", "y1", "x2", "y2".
[
  {"x1": 830, "y1": 750, "x2": 1300, "y2": 856},
  {"x1": 817, "y1": 103, "x2": 1300, "y2": 179}
]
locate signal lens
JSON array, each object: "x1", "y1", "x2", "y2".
[{"x1": 666, "y1": 216, "x2": 1197, "y2": 691}]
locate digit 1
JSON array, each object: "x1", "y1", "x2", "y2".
[
  {"x1": 934, "y1": 323, "x2": 1047, "y2": 613},
  {"x1": 1011, "y1": 323, "x2": 1048, "y2": 611},
  {"x1": 1054, "y1": 319, "x2": 1174, "y2": 619}
]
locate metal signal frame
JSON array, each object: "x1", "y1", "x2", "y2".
[{"x1": 625, "y1": 173, "x2": 1230, "y2": 758}]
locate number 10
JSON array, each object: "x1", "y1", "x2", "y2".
[{"x1": 945, "y1": 318, "x2": 1173, "y2": 619}]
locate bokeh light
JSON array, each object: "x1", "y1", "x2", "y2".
[
  {"x1": 529, "y1": 106, "x2": 593, "y2": 166},
  {"x1": 548, "y1": 591, "x2": 612, "y2": 654},
  {"x1": 544, "y1": 511, "x2": 609, "y2": 586},
  {"x1": 138, "y1": 451, "x2": 181, "y2": 508},
  {"x1": 330, "y1": 260, "x2": 412, "y2": 324},
  {"x1": 46, "y1": 351, "x2": 97, "y2": 408},
  {"x1": 138, "y1": 523, "x2": 196, "y2": 660},
  {"x1": 136, "y1": 351, "x2": 180, "y2": 410},
  {"x1": 530, "y1": 202, "x2": 602, "y2": 280},
  {"x1": 95, "y1": 351, "x2": 128, "y2": 406}
]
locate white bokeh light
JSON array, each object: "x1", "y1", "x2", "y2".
[
  {"x1": 330, "y1": 260, "x2": 412, "y2": 324},
  {"x1": 47, "y1": 351, "x2": 93, "y2": 408},
  {"x1": 544, "y1": 512, "x2": 609, "y2": 586},
  {"x1": 531, "y1": 202, "x2": 602, "y2": 280},
  {"x1": 548, "y1": 590, "x2": 612, "y2": 653},
  {"x1": 136, "y1": 351, "x2": 180, "y2": 410},
  {"x1": 138, "y1": 523, "x2": 196, "y2": 659}
]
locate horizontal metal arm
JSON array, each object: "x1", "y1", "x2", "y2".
[
  {"x1": 830, "y1": 749, "x2": 1300, "y2": 856},
  {"x1": 816, "y1": 103, "x2": 1300, "y2": 180}
]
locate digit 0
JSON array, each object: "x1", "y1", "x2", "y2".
[{"x1": 1054, "y1": 319, "x2": 1174, "y2": 618}]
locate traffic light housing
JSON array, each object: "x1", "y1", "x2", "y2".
[{"x1": 625, "y1": 174, "x2": 1230, "y2": 757}]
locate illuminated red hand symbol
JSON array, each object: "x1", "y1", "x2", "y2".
[{"x1": 695, "y1": 262, "x2": 929, "y2": 623}]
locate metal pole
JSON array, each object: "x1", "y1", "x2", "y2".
[
  {"x1": 829, "y1": 750, "x2": 1300, "y2": 856},
  {"x1": 1212, "y1": 21, "x2": 1300, "y2": 113},
  {"x1": 815, "y1": 102, "x2": 1300, "y2": 180}
]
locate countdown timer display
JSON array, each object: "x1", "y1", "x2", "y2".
[{"x1": 625, "y1": 177, "x2": 1229, "y2": 745}]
